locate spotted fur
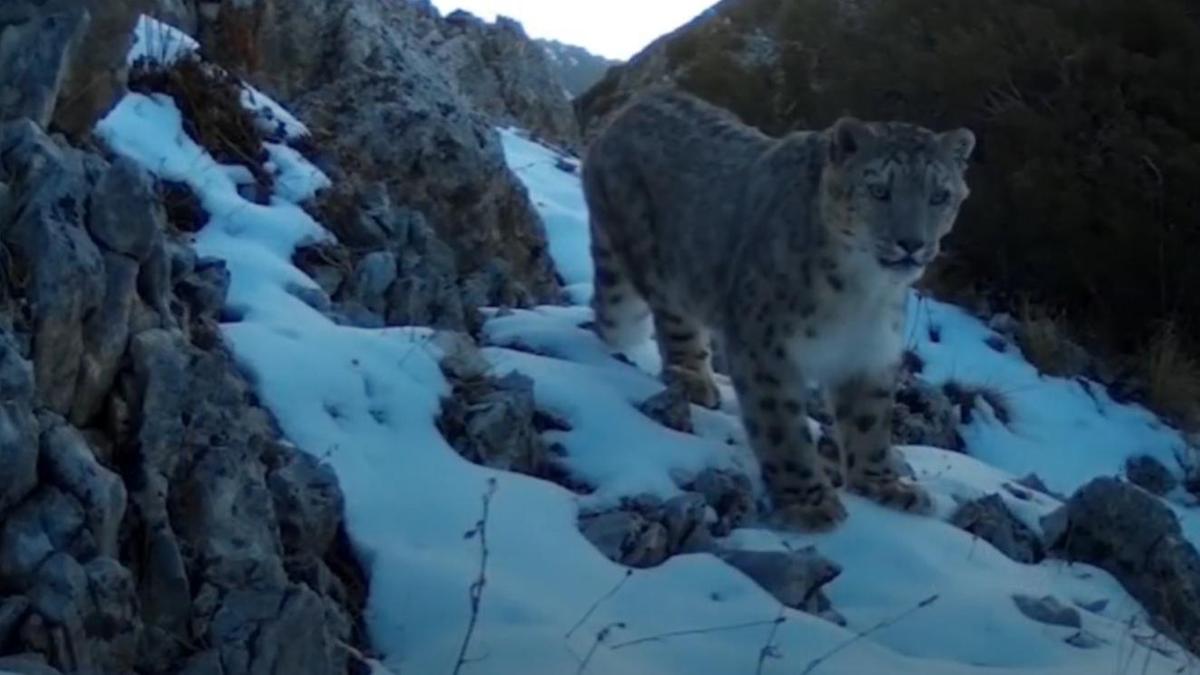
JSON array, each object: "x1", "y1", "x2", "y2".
[{"x1": 582, "y1": 88, "x2": 974, "y2": 531}]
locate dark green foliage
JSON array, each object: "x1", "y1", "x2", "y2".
[{"x1": 592, "y1": 0, "x2": 1200, "y2": 358}]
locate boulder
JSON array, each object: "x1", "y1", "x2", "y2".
[{"x1": 1043, "y1": 478, "x2": 1200, "y2": 654}]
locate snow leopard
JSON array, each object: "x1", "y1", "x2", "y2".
[{"x1": 582, "y1": 88, "x2": 975, "y2": 530}]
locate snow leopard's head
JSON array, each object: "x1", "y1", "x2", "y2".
[{"x1": 820, "y1": 117, "x2": 975, "y2": 280}]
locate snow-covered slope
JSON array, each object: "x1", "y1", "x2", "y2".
[{"x1": 96, "y1": 18, "x2": 1199, "y2": 674}]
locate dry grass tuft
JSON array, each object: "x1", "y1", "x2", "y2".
[
  {"x1": 1136, "y1": 321, "x2": 1200, "y2": 431},
  {"x1": 1013, "y1": 300, "x2": 1091, "y2": 379},
  {"x1": 129, "y1": 54, "x2": 272, "y2": 195}
]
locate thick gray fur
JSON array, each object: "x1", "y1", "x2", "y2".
[{"x1": 582, "y1": 88, "x2": 975, "y2": 530}]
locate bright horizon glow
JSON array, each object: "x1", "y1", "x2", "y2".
[{"x1": 429, "y1": 0, "x2": 715, "y2": 61}]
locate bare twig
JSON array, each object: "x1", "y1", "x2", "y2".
[
  {"x1": 755, "y1": 607, "x2": 789, "y2": 675},
  {"x1": 452, "y1": 478, "x2": 498, "y2": 675},
  {"x1": 608, "y1": 617, "x2": 784, "y2": 651},
  {"x1": 576, "y1": 622, "x2": 626, "y2": 675},
  {"x1": 801, "y1": 595, "x2": 940, "y2": 675},
  {"x1": 565, "y1": 569, "x2": 634, "y2": 640}
]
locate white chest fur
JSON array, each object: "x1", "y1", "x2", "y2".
[{"x1": 787, "y1": 287, "x2": 904, "y2": 388}]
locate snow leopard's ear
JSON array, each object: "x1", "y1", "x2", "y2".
[
  {"x1": 829, "y1": 117, "x2": 875, "y2": 165},
  {"x1": 937, "y1": 128, "x2": 976, "y2": 167}
]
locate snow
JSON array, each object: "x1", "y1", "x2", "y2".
[
  {"x1": 95, "y1": 19, "x2": 1200, "y2": 674},
  {"x1": 127, "y1": 14, "x2": 198, "y2": 66}
]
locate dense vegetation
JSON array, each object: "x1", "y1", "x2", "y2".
[{"x1": 582, "y1": 0, "x2": 1200, "y2": 421}]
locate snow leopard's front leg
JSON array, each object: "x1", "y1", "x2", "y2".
[
  {"x1": 835, "y1": 369, "x2": 932, "y2": 513},
  {"x1": 726, "y1": 329, "x2": 848, "y2": 531}
]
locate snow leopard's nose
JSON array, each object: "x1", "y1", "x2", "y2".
[{"x1": 896, "y1": 238, "x2": 924, "y2": 255}]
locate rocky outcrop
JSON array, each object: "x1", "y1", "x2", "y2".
[
  {"x1": 194, "y1": 0, "x2": 562, "y2": 313},
  {"x1": 1042, "y1": 478, "x2": 1200, "y2": 655},
  {"x1": 433, "y1": 11, "x2": 581, "y2": 149},
  {"x1": 0, "y1": 43, "x2": 358, "y2": 674}
]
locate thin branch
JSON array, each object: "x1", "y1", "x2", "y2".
[
  {"x1": 608, "y1": 618, "x2": 784, "y2": 651},
  {"x1": 801, "y1": 594, "x2": 940, "y2": 675},
  {"x1": 565, "y1": 569, "x2": 634, "y2": 640},
  {"x1": 452, "y1": 478, "x2": 498, "y2": 675},
  {"x1": 755, "y1": 607, "x2": 789, "y2": 675},
  {"x1": 576, "y1": 622, "x2": 626, "y2": 675}
]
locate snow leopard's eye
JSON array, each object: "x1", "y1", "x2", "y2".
[
  {"x1": 930, "y1": 188, "x2": 951, "y2": 206},
  {"x1": 868, "y1": 183, "x2": 890, "y2": 201}
]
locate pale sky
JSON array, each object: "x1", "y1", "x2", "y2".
[{"x1": 430, "y1": 0, "x2": 715, "y2": 60}]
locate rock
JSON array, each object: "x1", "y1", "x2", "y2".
[
  {"x1": 82, "y1": 556, "x2": 141, "y2": 671},
  {"x1": 717, "y1": 548, "x2": 843, "y2": 620},
  {"x1": 0, "y1": 595, "x2": 30, "y2": 647},
  {"x1": 661, "y1": 493, "x2": 712, "y2": 553},
  {"x1": 1012, "y1": 594, "x2": 1082, "y2": 628},
  {"x1": 1124, "y1": 454, "x2": 1178, "y2": 496},
  {"x1": 24, "y1": 552, "x2": 92, "y2": 673},
  {"x1": 435, "y1": 331, "x2": 491, "y2": 382},
  {"x1": 87, "y1": 157, "x2": 165, "y2": 261},
  {"x1": 1065, "y1": 630, "x2": 1105, "y2": 649},
  {"x1": 950, "y1": 494, "x2": 1043, "y2": 564},
  {"x1": 0, "y1": 654, "x2": 64, "y2": 675},
  {"x1": 1043, "y1": 478, "x2": 1200, "y2": 654},
  {"x1": 637, "y1": 384, "x2": 694, "y2": 433},
  {"x1": 0, "y1": 2, "x2": 89, "y2": 128},
  {"x1": 210, "y1": 585, "x2": 345, "y2": 675},
  {"x1": 579, "y1": 509, "x2": 671, "y2": 568},
  {"x1": 268, "y1": 451, "x2": 343, "y2": 558},
  {"x1": 0, "y1": 488, "x2": 89, "y2": 589},
  {"x1": 0, "y1": 328, "x2": 39, "y2": 514},
  {"x1": 439, "y1": 367, "x2": 547, "y2": 473},
  {"x1": 580, "y1": 490, "x2": 716, "y2": 567},
  {"x1": 178, "y1": 650, "x2": 224, "y2": 675},
  {"x1": 1014, "y1": 473, "x2": 1060, "y2": 499},
  {"x1": 349, "y1": 251, "x2": 398, "y2": 315},
  {"x1": 53, "y1": 1, "x2": 152, "y2": 138},
  {"x1": 686, "y1": 468, "x2": 754, "y2": 536},
  {"x1": 0, "y1": 120, "x2": 106, "y2": 414},
  {"x1": 386, "y1": 207, "x2": 468, "y2": 329},
  {"x1": 893, "y1": 375, "x2": 962, "y2": 450},
  {"x1": 39, "y1": 418, "x2": 126, "y2": 558},
  {"x1": 70, "y1": 252, "x2": 139, "y2": 424}
]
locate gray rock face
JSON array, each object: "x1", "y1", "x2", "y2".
[
  {"x1": 1043, "y1": 478, "x2": 1200, "y2": 654},
  {"x1": 0, "y1": 113, "x2": 357, "y2": 674},
  {"x1": 197, "y1": 0, "x2": 560, "y2": 310},
  {"x1": 0, "y1": 2, "x2": 90, "y2": 129},
  {"x1": 434, "y1": 11, "x2": 581, "y2": 149},
  {"x1": 0, "y1": 1, "x2": 153, "y2": 138},
  {"x1": 950, "y1": 494, "x2": 1043, "y2": 564},
  {"x1": 2, "y1": 120, "x2": 106, "y2": 414}
]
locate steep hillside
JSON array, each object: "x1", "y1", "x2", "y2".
[
  {"x1": 537, "y1": 39, "x2": 621, "y2": 98},
  {"x1": 578, "y1": 0, "x2": 1200, "y2": 427}
]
